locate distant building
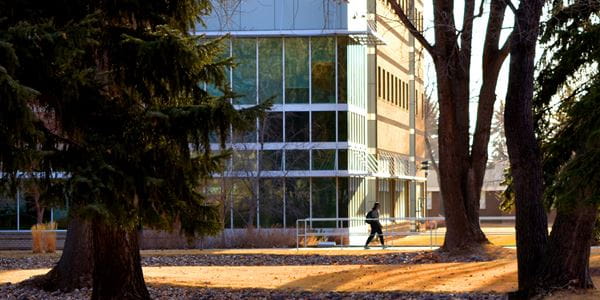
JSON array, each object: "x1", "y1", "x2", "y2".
[
  {"x1": 426, "y1": 161, "x2": 514, "y2": 217},
  {"x1": 197, "y1": 0, "x2": 428, "y2": 242}
]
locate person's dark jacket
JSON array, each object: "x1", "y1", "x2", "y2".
[{"x1": 366, "y1": 209, "x2": 382, "y2": 227}]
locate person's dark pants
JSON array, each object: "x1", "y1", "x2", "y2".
[{"x1": 365, "y1": 224, "x2": 384, "y2": 246}]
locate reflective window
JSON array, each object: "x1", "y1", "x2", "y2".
[
  {"x1": 285, "y1": 150, "x2": 309, "y2": 170},
  {"x1": 311, "y1": 37, "x2": 336, "y2": 103},
  {"x1": 337, "y1": 177, "x2": 348, "y2": 228},
  {"x1": 20, "y1": 191, "x2": 51, "y2": 229},
  {"x1": 0, "y1": 195, "x2": 16, "y2": 229},
  {"x1": 312, "y1": 149, "x2": 335, "y2": 170},
  {"x1": 209, "y1": 131, "x2": 219, "y2": 144},
  {"x1": 312, "y1": 111, "x2": 336, "y2": 142},
  {"x1": 338, "y1": 149, "x2": 348, "y2": 170},
  {"x1": 232, "y1": 38, "x2": 257, "y2": 105},
  {"x1": 285, "y1": 177, "x2": 310, "y2": 227},
  {"x1": 232, "y1": 179, "x2": 255, "y2": 228},
  {"x1": 232, "y1": 150, "x2": 257, "y2": 171},
  {"x1": 338, "y1": 111, "x2": 347, "y2": 142},
  {"x1": 285, "y1": 111, "x2": 309, "y2": 142},
  {"x1": 338, "y1": 37, "x2": 347, "y2": 103},
  {"x1": 258, "y1": 38, "x2": 283, "y2": 104},
  {"x1": 259, "y1": 178, "x2": 284, "y2": 228},
  {"x1": 260, "y1": 150, "x2": 283, "y2": 171},
  {"x1": 312, "y1": 177, "x2": 337, "y2": 227},
  {"x1": 259, "y1": 112, "x2": 283, "y2": 143},
  {"x1": 285, "y1": 38, "x2": 309, "y2": 103},
  {"x1": 232, "y1": 120, "x2": 256, "y2": 143},
  {"x1": 338, "y1": 177, "x2": 349, "y2": 219}
]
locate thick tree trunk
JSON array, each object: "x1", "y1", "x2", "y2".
[
  {"x1": 24, "y1": 216, "x2": 93, "y2": 291},
  {"x1": 437, "y1": 80, "x2": 488, "y2": 252},
  {"x1": 33, "y1": 192, "x2": 44, "y2": 224},
  {"x1": 390, "y1": 0, "x2": 509, "y2": 254},
  {"x1": 91, "y1": 219, "x2": 150, "y2": 300},
  {"x1": 503, "y1": 0, "x2": 547, "y2": 294},
  {"x1": 536, "y1": 203, "x2": 598, "y2": 292}
]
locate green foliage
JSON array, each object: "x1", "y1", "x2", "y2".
[
  {"x1": 499, "y1": 167, "x2": 516, "y2": 213},
  {"x1": 535, "y1": 0, "x2": 600, "y2": 210},
  {"x1": 0, "y1": 0, "x2": 262, "y2": 237}
]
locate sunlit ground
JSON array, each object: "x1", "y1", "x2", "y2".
[{"x1": 2, "y1": 248, "x2": 600, "y2": 298}]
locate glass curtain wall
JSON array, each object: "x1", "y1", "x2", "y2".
[
  {"x1": 259, "y1": 178, "x2": 284, "y2": 227},
  {"x1": 212, "y1": 35, "x2": 360, "y2": 229},
  {"x1": 311, "y1": 37, "x2": 336, "y2": 103},
  {"x1": 258, "y1": 38, "x2": 283, "y2": 104},
  {"x1": 217, "y1": 177, "x2": 351, "y2": 229},
  {"x1": 232, "y1": 38, "x2": 257, "y2": 105},
  {"x1": 211, "y1": 36, "x2": 348, "y2": 105},
  {"x1": 285, "y1": 38, "x2": 309, "y2": 103},
  {"x1": 0, "y1": 195, "x2": 17, "y2": 229},
  {"x1": 311, "y1": 177, "x2": 336, "y2": 227},
  {"x1": 285, "y1": 177, "x2": 310, "y2": 228},
  {"x1": 0, "y1": 189, "x2": 67, "y2": 230},
  {"x1": 232, "y1": 179, "x2": 256, "y2": 228}
]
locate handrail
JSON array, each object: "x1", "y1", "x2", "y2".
[{"x1": 295, "y1": 216, "x2": 516, "y2": 250}]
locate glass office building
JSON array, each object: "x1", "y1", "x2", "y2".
[
  {"x1": 0, "y1": 1, "x2": 428, "y2": 243},
  {"x1": 199, "y1": 0, "x2": 428, "y2": 242}
]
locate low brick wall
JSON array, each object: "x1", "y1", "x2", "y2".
[
  {"x1": 0, "y1": 231, "x2": 67, "y2": 250},
  {"x1": 0, "y1": 228, "x2": 299, "y2": 250},
  {"x1": 140, "y1": 228, "x2": 298, "y2": 249}
]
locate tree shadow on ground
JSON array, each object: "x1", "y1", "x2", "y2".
[{"x1": 277, "y1": 260, "x2": 518, "y2": 294}]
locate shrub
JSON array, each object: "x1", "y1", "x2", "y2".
[
  {"x1": 30, "y1": 222, "x2": 57, "y2": 253},
  {"x1": 43, "y1": 222, "x2": 57, "y2": 253},
  {"x1": 31, "y1": 224, "x2": 44, "y2": 253}
]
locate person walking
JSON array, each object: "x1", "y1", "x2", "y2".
[{"x1": 364, "y1": 202, "x2": 386, "y2": 249}]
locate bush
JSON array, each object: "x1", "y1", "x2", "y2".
[
  {"x1": 30, "y1": 222, "x2": 57, "y2": 253},
  {"x1": 31, "y1": 224, "x2": 44, "y2": 253},
  {"x1": 43, "y1": 222, "x2": 57, "y2": 253}
]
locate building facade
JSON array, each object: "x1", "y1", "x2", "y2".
[
  {"x1": 198, "y1": 0, "x2": 428, "y2": 241},
  {"x1": 426, "y1": 161, "x2": 514, "y2": 218}
]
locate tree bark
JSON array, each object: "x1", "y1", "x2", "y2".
[
  {"x1": 91, "y1": 218, "x2": 150, "y2": 300},
  {"x1": 432, "y1": 0, "x2": 487, "y2": 252},
  {"x1": 536, "y1": 203, "x2": 598, "y2": 292},
  {"x1": 503, "y1": 0, "x2": 548, "y2": 294},
  {"x1": 24, "y1": 216, "x2": 94, "y2": 291},
  {"x1": 389, "y1": 0, "x2": 510, "y2": 253},
  {"x1": 466, "y1": 0, "x2": 509, "y2": 242}
]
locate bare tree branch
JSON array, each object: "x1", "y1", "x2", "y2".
[
  {"x1": 460, "y1": 0, "x2": 476, "y2": 60},
  {"x1": 505, "y1": 0, "x2": 518, "y2": 14},
  {"x1": 498, "y1": 32, "x2": 511, "y2": 61},
  {"x1": 386, "y1": 0, "x2": 435, "y2": 56}
]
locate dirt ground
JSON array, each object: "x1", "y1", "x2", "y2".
[{"x1": 1, "y1": 248, "x2": 599, "y2": 298}]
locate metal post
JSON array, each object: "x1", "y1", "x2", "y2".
[
  {"x1": 16, "y1": 189, "x2": 20, "y2": 231},
  {"x1": 390, "y1": 217, "x2": 394, "y2": 246},
  {"x1": 303, "y1": 219, "x2": 307, "y2": 248},
  {"x1": 296, "y1": 219, "x2": 299, "y2": 250},
  {"x1": 429, "y1": 220, "x2": 433, "y2": 249}
]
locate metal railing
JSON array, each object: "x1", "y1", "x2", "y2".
[{"x1": 295, "y1": 216, "x2": 516, "y2": 249}]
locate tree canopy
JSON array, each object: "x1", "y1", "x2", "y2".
[
  {"x1": 1, "y1": 1, "x2": 264, "y2": 297},
  {"x1": 536, "y1": 0, "x2": 600, "y2": 210},
  {"x1": 0, "y1": 0, "x2": 265, "y2": 235}
]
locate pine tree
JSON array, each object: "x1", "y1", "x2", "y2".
[
  {"x1": 533, "y1": 0, "x2": 600, "y2": 293},
  {"x1": 1, "y1": 1, "x2": 261, "y2": 298}
]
